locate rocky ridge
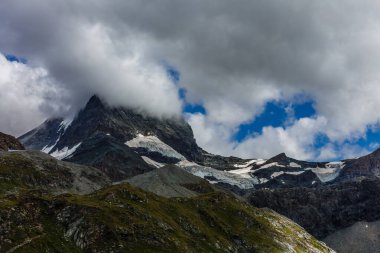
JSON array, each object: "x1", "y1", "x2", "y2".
[{"x1": 247, "y1": 177, "x2": 380, "y2": 239}]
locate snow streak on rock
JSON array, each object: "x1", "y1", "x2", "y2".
[
  {"x1": 126, "y1": 134, "x2": 185, "y2": 160},
  {"x1": 50, "y1": 142, "x2": 82, "y2": 160}
]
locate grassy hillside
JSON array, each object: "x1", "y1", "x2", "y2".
[
  {"x1": 0, "y1": 151, "x2": 109, "y2": 195},
  {"x1": 0, "y1": 151, "x2": 334, "y2": 253},
  {"x1": 0, "y1": 185, "x2": 334, "y2": 252}
]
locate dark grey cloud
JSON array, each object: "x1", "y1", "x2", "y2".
[{"x1": 0, "y1": 0, "x2": 182, "y2": 122}]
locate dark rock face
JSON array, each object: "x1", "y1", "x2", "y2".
[
  {"x1": 66, "y1": 133, "x2": 154, "y2": 181},
  {"x1": 18, "y1": 95, "x2": 204, "y2": 180},
  {"x1": 255, "y1": 170, "x2": 321, "y2": 189},
  {"x1": 130, "y1": 147, "x2": 182, "y2": 164},
  {"x1": 336, "y1": 149, "x2": 380, "y2": 182},
  {"x1": 19, "y1": 95, "x2": 247, "y2": 180},
  {"x1": 255, "y1": 152, "x2": 327, "y2": 170},
  {"x1": 265, "y1": 152, "x2": 288, "y2": 164},
  {"x1": 239, "y1": 153, "x2": 328, "y2": 189},
  {"x1": 0, "y1": 132, "x2": 25, "y2": 151},
  {"x1": 197, "y1": 151, "x2": 247, "y2": 170},
  {"x1": 247, "y1": 178, "x2": 380, "y2": 239},
  {"x1": 18, "y1": 118, "x2": 63, "y2": 150},
  {"x1": 58, "y1": 95, "x2": 202, "y2": 161}
]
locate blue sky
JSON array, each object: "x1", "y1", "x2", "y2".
[
  {"x1": 167, "y1": 66, "x2": 379, "y2": 161},
  {"x1": 5, "y1": 54, "x2": 27, "y2": 64},
  {"x1": 233, "y1": 100, "x2": 316, "y2": 142},
  {"x1": 167, "y1": 66, "x2": 207, "y2": 115}
]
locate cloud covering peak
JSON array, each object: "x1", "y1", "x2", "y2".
[{"x1": 2, "y1": 0, "x2": 380, "y2": 160}]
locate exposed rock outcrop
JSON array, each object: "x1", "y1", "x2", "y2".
[
  {"x1": 0, "y1": 132, "x2": 24, "y2": 151},
  {"x1": 247, "y1": 178, "x2": 380, "y2": 239},
  {"x1": 0, "y1": 183, "x2": 334, "y2": 253}
]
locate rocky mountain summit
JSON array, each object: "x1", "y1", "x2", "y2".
[{"x1": 20, "y1": 95, "x2": 201, "y2": 161}]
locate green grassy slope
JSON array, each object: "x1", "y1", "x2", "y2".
[
  {"x1": 0, "y1": 151, "x2": 334, "y2": 253},
  {"x1": 0, "y1": 184, "x2": 333, "y2": 253}
]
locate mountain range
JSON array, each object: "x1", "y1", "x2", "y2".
[
  {"x1": 0, "y1": 130, "x2": 333, "y2": 253},
  {"x1": 2, "y1": 95, "x2": 380, "y2": 252}
]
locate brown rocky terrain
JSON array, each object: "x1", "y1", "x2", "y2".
[{"x1": 0, "y1": 132, "x2": 24, "y2": 151}]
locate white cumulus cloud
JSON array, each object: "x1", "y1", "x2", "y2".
[{"x1": 1, "y1": 0, "x2": 380, "y2": 160}]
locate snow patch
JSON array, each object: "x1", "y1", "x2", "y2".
[
  {"x1": 259, "y1": 162, "x2": 286, "y2": 170},
  {"x1": 326, "y1": 161, "x2": 345, "y2": 168},
  {"x1": 41, "y1": 136, "x2": 61, "y2": 154},
  {"x1": 58, "y1": 118, "x2": 73, "y2": 132},
  {"x1": 289, "y1": 162, "x2": 302, "y2": 168},
  {"x1": 177, "y1": 160, "x2": 258, "y2": 189},
  {"x1": 256, "y1": 159, "x2": 267, "y2": 165},
  {"x1": 228, "y1": 166, "x2": 254, "y2": 178},
  {"x1": 126, "y1": 134, "x2": 185, "y2": 160},
  {"x1": 233, "y1": 159, "x2": 266, "y2": 168},
  {"x1": 141, "y1": 156, "x2": 164, "y2": 168},
  {"x1": 41, "y1": 144, "x2": 55, "y2": 154},
  {"x1": 271, "y1": 171, "x2": 284, "y2": 178},
  {"x1": 41, "y1": 117, "x2": 73, "y2": 154},
  {"x1": 49, "y1": 143, "x2": 82, "y2": 160},
  {"x1": 286, "y1": 171, "x2": 305, "y2": 175},
  {"x1": 270, "y1": 170, "x2": 305, "y2": 179},
  {"x1": 306, "y1": 162, "x2": 345, "y2": 183},
  {"x1": 258, "y1": 178, "x2": 269, "y2": 184}
]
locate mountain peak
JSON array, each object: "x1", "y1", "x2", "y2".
[
  {"x1": 85, "y1": 94, "x2": 106, "y2": 110},
  {"x1": 268, "y1": 152, "x2": 288, "y2": 162},
  {"x1": 19, "y1": 94, "x2": 205, "y2": 180}
]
